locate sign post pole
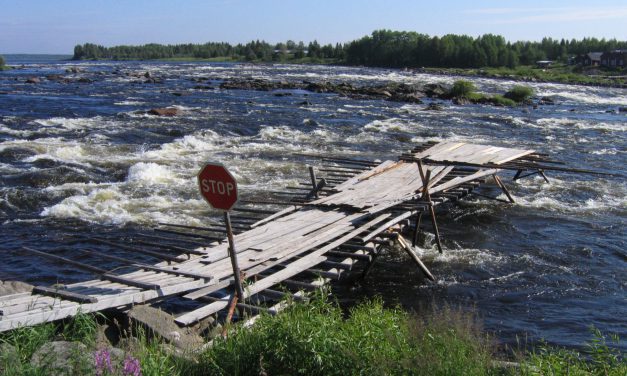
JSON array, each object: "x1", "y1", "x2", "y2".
[{"x1": 224, "y1": 211, "x2": 245, "y2": 301}]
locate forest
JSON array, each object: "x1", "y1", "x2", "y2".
[{"x1": 73, "y1": 30, "x2": 627, "y2": 69}]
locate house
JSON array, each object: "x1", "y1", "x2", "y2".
[
  {"x1": 577, "y1": 52, "x2": 603, "y2": 66},
  {"x1": 600, "y1": 50, "x2": 627, "y2": 68}
]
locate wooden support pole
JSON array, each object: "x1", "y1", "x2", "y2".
[
  {"x1": 538, "y1": 170, "x2": 550, "y2": 183},
  {"x1": 224, "y1": 212, "x2": 245, "y2": 302},
  {"x1": 308, "y1": 166, "x2": 319, "y2": 198},
  {"x1": 492, "y1": 174, "x2": 515, "y2": 203},
  {"x1": 395, "y1": 234, "x2": 435, "y2": 282},
  {"x1": 513, "y1": 169, "x2": 524, "y2": 181},
  {"x1": 412, "y1": 212, "x2": 423, "y2": 247},
  {"x1": 418, "y1": 167, "x2": 443, "y2": 253}
]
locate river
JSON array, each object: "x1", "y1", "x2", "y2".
[{"x1": 0, "y1": 56, "x2": 625, "y2": 350}]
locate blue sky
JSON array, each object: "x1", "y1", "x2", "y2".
[{"x1": 1, "y1": 0, "x2": 626, "y2": 54}]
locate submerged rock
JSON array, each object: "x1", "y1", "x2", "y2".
[
  {"x1": 25, "y1": 77, "x2": 40, "y2": 84},
  {"x1": 148, "y1": 107, "x2": 180, "y2": 116},
  {"x1": 423, "y1": 103, "x2": 444, "y2": 111},
  {"x1": 538, "y1": 96, "x2": 556, "y2": 105}
]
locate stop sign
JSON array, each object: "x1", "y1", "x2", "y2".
[{"x1": 197, "y1": 163, "x2": 238, "y2": 211}]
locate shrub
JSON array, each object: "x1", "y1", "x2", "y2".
[
  {"x1": 449, "y1": 80, "x2": 476, "y2": 98},
  {"x1": 504, "y1": 85, "x2": 534, "y2": 102},
  {"x1": 200, "y1": 296, "x2": 495, "y2": 376},
  {"x1": 489, "y1": 95, "x2": 517, "y2": 106},
  {"x1": 519, "y1": 328, "x2": 626, "y2": 376},
  {"x1": 0, "y1": 55, "x2": 6, "y2": 69}
]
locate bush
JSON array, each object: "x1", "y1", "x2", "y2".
[
  {"x1": 489, "y1": 95, "x2": 517, "y2": 106},
  {"x1": 0, "y1": 55, "x2": 5, "y2": 69},
  {"x1": 519, "y1": 328, "x2": 626, "y2": 376},
  {"x1": 449, "y1": 80, "x2": 476, "y2": 98},
  {"x1": 201, "y1": 296, "x2": 495, "y2": 376},
  {"x1": 504, "y1": 85, "x2": 534, "y2": 102}
]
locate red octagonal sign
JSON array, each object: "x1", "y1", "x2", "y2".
[{"x1": 197, "y1": 163, "x2": 238, "y2": 211}]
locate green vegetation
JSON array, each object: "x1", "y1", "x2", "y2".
[
  {"x1": 345, "y1": 31, "x2": 626, "y2": 69},
  {"x1": 504, "y1": 85, "x2": 535, "y2": 103},
  {"x1": 203, "y1": 297, "x2": 493, "y2": 375},
  {"x1": 446, "y1": 80, "x2": 519, "y2": 106},
  {"x1": 73, "y1": 39, "x2": 345, "y2": 62},
  {"x1": 72, "y1": 32, "x2": 626, "y2": 86},
  {"x1": 0, "y1": 54, "x2": 9, "y2": 70},
  {"x1": 72, "y1": 31, "x2": 627, "y2": 71},
  {"x1": 424, "y1": 64, "x2": 624, "y2": 87},
  {"x1": 449, "y1": 80, "x2": 477, "y2": 98},
  {"x1": 1, "y1": 297, "x2": 625, "y2": 375}
]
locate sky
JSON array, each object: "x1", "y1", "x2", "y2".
[{"x1": 1, "y1": 0, "x2": 626, "y2": 54}]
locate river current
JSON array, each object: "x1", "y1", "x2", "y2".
[{"x1": 0, "y1": 57, "x2": 625, "y2": 350}]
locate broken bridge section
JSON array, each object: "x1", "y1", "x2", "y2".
[{"x1": 1, "y1": 141, "x2": 575, "y2": 332}]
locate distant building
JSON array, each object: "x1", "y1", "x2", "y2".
[
  {"x1": 536, "y1": 60, "x2": 553, "y2": 68},
  {"x1": 577, "y1": 52, "x2": 603, "y2": 66},
  {"x1": 600, "y1": 50, "x2": 627, "y2": 68}
]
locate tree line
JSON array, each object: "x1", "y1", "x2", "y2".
[
  {"x1": 72, "y1": 40, "x2": 345, "y2": 62},
  {"x1": 73, "y1": 30, "x2": 627, "y2": 69}
]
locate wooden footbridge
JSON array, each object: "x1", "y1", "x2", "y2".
[{"x1": 0, "y1": 141, "x2": 597, "y2": 332}]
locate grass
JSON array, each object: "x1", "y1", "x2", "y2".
[
  {"x1": 425, "y1": 65, "x2": 625, "y2": 87},
  {"x1": 0, "y1": 297, "x2": 624, "y2": 375},
  {"x1": 447, "y1": 80, "x2": 521, "y2": 107},
  {"x1": 201, "y1": 295, "x2": 495, "y2": 376}
]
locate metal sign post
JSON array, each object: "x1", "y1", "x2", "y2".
[{"x1": 197, "y1": 163, "x2": 245, "y2": 301}]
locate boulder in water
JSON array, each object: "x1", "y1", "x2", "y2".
[{"x1": 148, "y1": 107, "x2": 180, "y2": 116}]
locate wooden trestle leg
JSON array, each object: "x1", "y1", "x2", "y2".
[
  {"x1": 416, "y1": 160, "x2": 444, "y2": 253},
  {"x1": 492, "y1": 174, "x2": 515, "y2": 203}
]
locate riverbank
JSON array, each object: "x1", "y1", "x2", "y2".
[
  {"x1": 418, "y1": 65, "x2": 626, "y2": 88},
  {"x1": 1, "y1": 297, "x2": 624, "y2": 375}
]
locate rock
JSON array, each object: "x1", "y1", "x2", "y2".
[
  {"x1": 25, "y1": 77, "x2": 40, "y2": 84},
  {"x1": 77, "y1": 77, "x2": 92, "y2": 83},
  {"x1": 273, "y1": 92, "x2": 293, "y2": 97},
  {"x1": 65, "y1": 67, "x2": 82, "y2": 73},
  {"x1": 538, "y1": 96, "x2": 556, "y2": 105},
  {"x1": 423, "y1": 83, "x2": 449, "y2": 98},
  {"x1": 31, "y1": 341, "x2": 90, "y2": 375},
  {"x1": 148, "y1": 107, "x2": 180, "y2": 116},
  {"x1": 144, "y1": 71, "x2": 151, "y2": 78},
  {"x1": 298, "y1": 100, "x2": 312, "y2": 106},
  {"x1": 0, "y1": 344, "x2": 19, "y2": 374},
  {"x1": 391, "y1": 92, "x2": 423, "y2": 104},
  {"x1": 127, "y1": 305, "x2": 204, "y2": 350},
  {"x1": 0, "y1": 280, "x2": 33, "y2": 296},
  {"x1": 423, "y1": 103, "x2": 444, "y2": 111},
  {"x1": 46, "y1": 74, "x2": 64, "y2": 81},
  {"x1": 171, "y1": 92, "x2": 185, "y2": 97},
  {"x1": 453, "y1": 97, "x2": 470, "y2": 105},
  {"x1": 193, "y1": 85, "x2": 213, "y2": 90},
  {"x1": 619, "y1": 107, "x2": 627, "y2": 113}
]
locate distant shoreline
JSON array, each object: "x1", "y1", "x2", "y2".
[{"x1": 2, "y1": 54, "x2": 625, "y2": 88}]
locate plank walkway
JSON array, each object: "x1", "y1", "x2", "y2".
[{"x1": 0, "y1": 141, "x2": 549, "y2": 332}]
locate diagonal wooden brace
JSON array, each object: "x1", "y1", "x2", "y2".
[{"x1": 492, "y1": 174, "x2": 515, "y2": 203}]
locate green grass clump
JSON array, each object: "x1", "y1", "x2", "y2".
[
  {"x1": 200, "y1": 296, "x2": 495, "y2": 376},
  {"x1": 519, "y1": 328, "x2": 626, "y2": 376},
  {"x1": 504, "y1": 85, "x2": 534, "y2": 103},
  {"x1": 449, "y1": 80, "x2": 476, "y2": 98}
]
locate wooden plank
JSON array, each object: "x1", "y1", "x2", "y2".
[{"x1": 32, "y1": 286, "x2": 98, "y2": 304}]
